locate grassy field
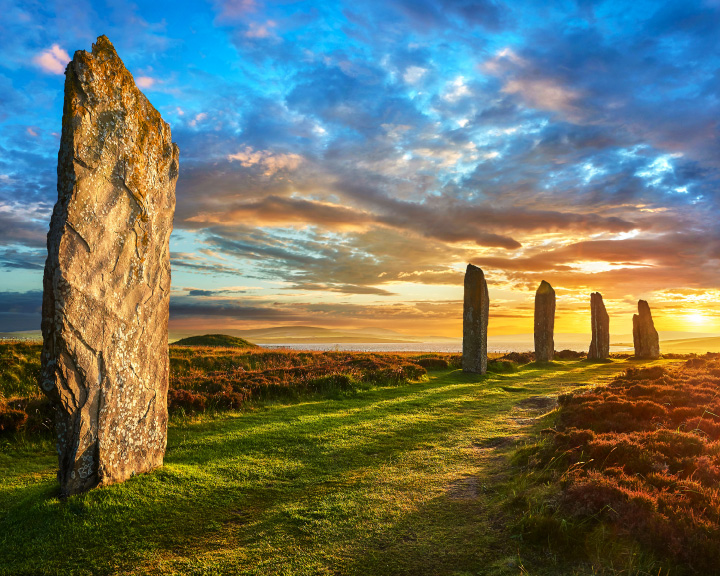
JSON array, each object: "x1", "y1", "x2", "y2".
[{"x1": 0, "y1": 354, "x2": 684, "y2": 576}]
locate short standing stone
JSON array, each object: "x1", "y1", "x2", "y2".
[
  {"x1": 534, "y1": 280, "x2": 555, "y2": 363},
  {"x1": 40, "y1": 36, "x2": 179, "y2": 497},
  {"x1": 588, "y1": 292, "x2": 610, "y2": 360},
  {"x1": 633, "y1": 300, "x2": 660, "y2": 359},
  {"x1": 462, "y1": 264, "x2": 489, "y2": 374}
]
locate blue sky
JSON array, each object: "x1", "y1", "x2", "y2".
[{"x1": 1, "y1": 0, "x2": 719, "y2": 336}]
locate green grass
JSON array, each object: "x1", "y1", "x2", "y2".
[
  {"x1": 170, "y1": 334, "x2": 258, "y2": 348},
  {"x1": 0, "y1": 341, "x2": 42, "y2": 400},
  {"x1": 0, "y1": 358, "x2": 681, "y2": 575}
]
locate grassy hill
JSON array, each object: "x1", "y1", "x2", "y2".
[
  {"x1": 171, "y1": 334, "x2": 258, "y2": 348},
  {"x1": 0, "y1": 354, "x2": 691, "y2": 575}
]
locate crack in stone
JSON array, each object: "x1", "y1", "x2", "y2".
[{"x1": 65, "y1": 221, "x2": 91, "y2": 253}]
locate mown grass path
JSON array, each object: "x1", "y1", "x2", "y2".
[{"x1": 0, "y1": 359, "x2": 676, "y2": 576}]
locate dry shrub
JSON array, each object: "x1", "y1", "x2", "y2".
[
  {"x1": 541, "y1": 360, "x2": 720, "y2": 572},
  {"x1": 167, "y1": 351, "x2": 429, "y2": 415},
  {"x1": 416, "y1": 357, "x2": 449, "y2": 369},
  {"x1": 502, "y1": 351, "x2": 535, "y2": 364},
  {"x1": 556, "y1": 349, "x2": 586, "y2": 360},
  {"x1": 0, "y1": 343, "x2": 439, "y2": 430},
  {"x1": 0, "y1": 403, "x2": 28, "y2": 433}
]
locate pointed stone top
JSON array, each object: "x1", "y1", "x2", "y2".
[
  {"x1": 466, "y1": 263, "x2": 484, "y2": 274},
  {"x1": 638, "y1": 299, "x2": 652, "y2": 315},
  {"x1": 537, "y1": 280, "x2": 554, "y2": 294},
  {"x1": 91, "y1": 35, "x2": 118, "y2": 56}
]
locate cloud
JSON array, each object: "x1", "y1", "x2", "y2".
[
  {"x1": 244, "y1": 20, "x2": 277, "y2": 39},
  {"x1": 0, "y1": 291, "x2": 42, "y2": 332},
  {"x1": 0, "y1": 204, "x2": 48, "y2": 247},
  {"x1": 33, "y1": 44, "x2": 71, "y2": 75},
  {"x1": 227, "y1": 147, "x2": 303, "y2": 176},
  {"x1": 189, "y1": 112, "x2": 208, "y2": 128},
  {"x1": 403, "y1": 66, "x2": 427, "y2": 84},
  {"x1": 0, "y1": 247, "x2": 45, "y2": 270},
  {"x1": 171, "y1": 252, "x2": 243, "y2": 276},
  {"x1": 135, "y1": 75, "x2": 156, "y2": 89},
  {"x1": 502, "y1": 77, "x2": 582, "y2": 119},
  {"x1": 212, "y1": 0, "x2": 258, "y2": 22}
]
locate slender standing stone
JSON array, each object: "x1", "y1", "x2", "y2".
[
  {"x1": 534, "y1": 280, "x2": 556, "y2": 363},
  {"x1": 462, "y1": 264, "x2": 489, "y2": 374},
  {"x1": 40, "y1": 36, "x2": 179, "y2": 496},
  {"x1": 633, "y1": 300, "x2": 660, "y2": 359},
  {"x1": 588, "y1": 292, "x2": 610, "y2": 360}
]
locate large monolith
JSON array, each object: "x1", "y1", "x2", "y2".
[
  {"x1": 588, "y1": 292, "x2": 610, "y2": 360},
  {"x1": 534, "y1": 281, "x2": 555, "y2": 363},
  {"x1": 40, "y1": 36, "x2": 179, "y2": 497},
  {"x1": 462, "y1": 264, "x2": 489, "y2": 374},
  {"x1": 633, "y1": 300, "x2": 660, "y2": 359}
]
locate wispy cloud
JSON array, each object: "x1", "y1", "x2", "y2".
[{"x1": 32, "y1": 44, "x2": 70, "y2": 75}]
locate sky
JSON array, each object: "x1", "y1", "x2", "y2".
[{"x1": 0, "y1": 0, "x2": 719, "y2": 338}]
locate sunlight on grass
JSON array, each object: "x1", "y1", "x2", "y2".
[{"x1": 0, "y1": 358, "x2": 680, "y2": 576}]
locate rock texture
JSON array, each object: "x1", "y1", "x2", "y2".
[
  {"x1": 633, "y1": 300, "x2": 660, "y2": 359},
  {"x1": 588, "y1": 292, "x2": 610, "y2": 360},
  {"x1": 40, "y1": 36, "x2": 178, "y2": 497},
  {"x1": 534, "y1": 280, "x2": 556, "y2": 363},
  {"x1": 462, "y1": 264, "x2": 489, "y2": 374}
]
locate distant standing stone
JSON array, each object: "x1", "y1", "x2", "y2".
[
  {"x1": 40, "y1": 36, "x2": 179, "y2": 497},
  {"x1": 462, "y1": 264, "x2": 489, "y2": 374},
  {"x1": 633, "y1": 300, "x2": 660, "y2": 359},
  {"x1": 534, "y1": 281, "x2": 556, "y2": 363},
  {"x1": 588, "y1": 292, "x2": 610, "y2": 360}
]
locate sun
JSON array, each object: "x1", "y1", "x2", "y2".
[{"x1": 684, "y1": 312, "x2": 708, "y2": 326}]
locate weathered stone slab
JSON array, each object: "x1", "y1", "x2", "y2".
[
  {"x1": 534, "y1": 280, "x2": 555, "y2": 363},
  {"x1": 588, "y1": 292, "x2": 610, "y2": 360},
  {"x1": 633, "y1": 300, "x2": 660, "y2": 359},
  {"x1": 40, "y1": 36, "x2": 179, "y2": 497},
  {"x1": 462, "y1": 264, "x2": 489, "y2": 374}
]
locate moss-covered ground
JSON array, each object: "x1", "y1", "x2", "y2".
[{"x1": 0, "y1": 358, "x2": 680, "y2": 575}]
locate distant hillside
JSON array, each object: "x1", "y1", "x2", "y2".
[
  {"x1": 661, "y1": 337, "x2": 720, "y2": 354},
  {"x1": 171, "y1": 334, "x2": 258, "y2": 348},
  {"x1": 223, "y1": 325, "x2": 459, "y2": 344}
]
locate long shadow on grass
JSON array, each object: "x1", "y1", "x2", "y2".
[{"x1": 0, "y1": 361, "x2": 645, "y2": 575}]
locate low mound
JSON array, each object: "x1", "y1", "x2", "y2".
[{"x1": 171, "y1": 334, "x2": 258, "y2": 348}]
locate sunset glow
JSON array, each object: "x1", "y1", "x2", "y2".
[{"x1": 1, "y1": 1, "x2": 719, "y2": 340}]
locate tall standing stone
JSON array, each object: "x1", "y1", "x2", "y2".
[
  {"x1": 588, "y1": 292, "x2": 610, "y2": 360},
  {"x1": 534, "y1": 280, "x2": 555, "y2": 363},
  {"x1": 462, "y1": 264, "x2": 489, "y2": 374},
  {"x1": 633, "y1": 300, "x2": 660, "y2": 359},
  {"x1": 40, "y1": 36, "x2": 179, "y2": 497}
]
